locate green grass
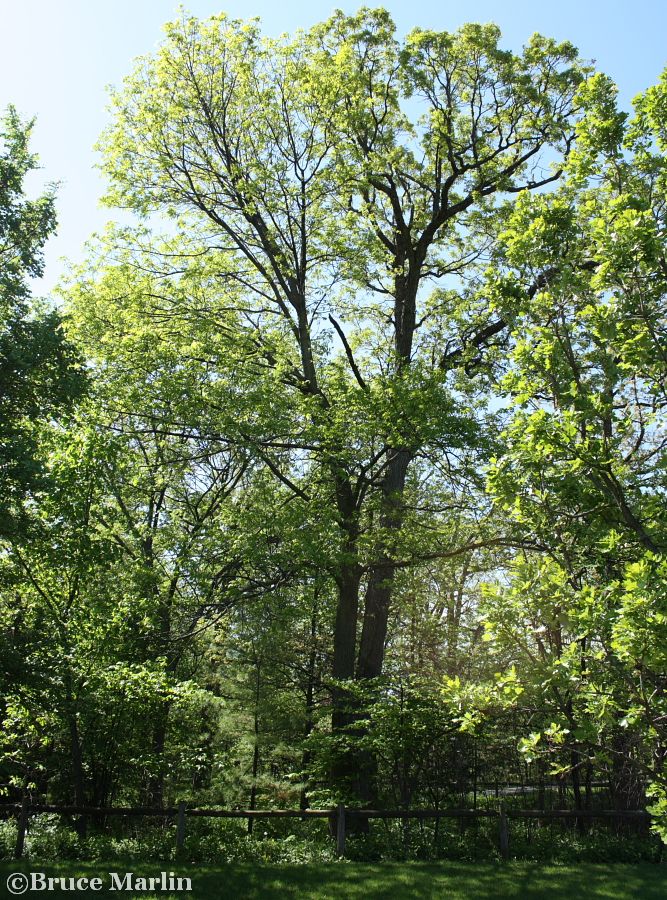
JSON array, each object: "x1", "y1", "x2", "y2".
[{"x1": 1, "y1": 861, "x2": 667, "y2": 899}]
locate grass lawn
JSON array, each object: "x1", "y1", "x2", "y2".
[{"x1": 1, "y1": 861, "x2": 666, "y2": 899}]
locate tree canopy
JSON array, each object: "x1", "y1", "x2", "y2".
[
  {"x1": 2, "y1": 7, "x2": 667, "y2": 858},
  {"x1": 0, "y1": 107, "x2": 83, "y2": 539}
]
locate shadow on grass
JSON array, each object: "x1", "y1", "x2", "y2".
[{"x1": 1, "y1": 861, "x2": 666, "y2": 899}]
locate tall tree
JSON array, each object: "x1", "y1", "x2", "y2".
[
  {"x1": 94, "y1": 9, "x2": 588, "y2": 800},
  {"x1": 479, "y1": 69, "x2": 667, "y2": 827}
]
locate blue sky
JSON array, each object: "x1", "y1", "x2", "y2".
[{"x1": 2, "y1": 0, "x2": 666, "y2": 295}]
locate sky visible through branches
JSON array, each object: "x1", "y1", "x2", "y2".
[{"x1": 1, "y1": 0, "x2": 666, "y2": 296}]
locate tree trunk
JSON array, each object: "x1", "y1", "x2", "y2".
[
  {"x1": 63, "y1": 669, "x2": 86, "y2": 819},
  {"x1": 147, "y1": 711, "x2": 169, "y2": 808},
  {"x1": 353, "y1": 448, "x2": 411, "y2": 806},
  {"x1": 357, "y1": 448, "x2": 411, "y2": 680},
  {"x1": 68, "y1": 712, "x2": 87, "y2": 837},
  {"x1": 331, "y1": 558, "x2": 361, "y2": 728},
  {"x1": 300, "y1": 602, "x2": 319, "y2": 810},
  {"x1": 571, "y1": 746, "x2": 586, "y2": 835},
  {"x1": 248, "y1": 658, "x2": 261, "y2": 835},
  {"x1": 69, "y1": 715, "x2": 86, "y2": 808},
  {"x1": 329, "y1": 558, "x2": 364, "y2": 801},
  {"x1": 328, "y1": 471, "x2": 365, "y2": 798}
]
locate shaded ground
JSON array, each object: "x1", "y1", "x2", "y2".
[{"x1": 1, "y1": 861, "x2": 666, "y2": 899}]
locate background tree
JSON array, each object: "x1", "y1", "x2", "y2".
[
  {"x1": 0, "y1": 107, "x2": 83, "y2": 539},
  {"x1": 474, "y1": 69, "x2": 667, "y2": 826}
]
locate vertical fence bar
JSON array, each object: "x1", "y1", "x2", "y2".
[
  {"x1": 14, "y1": 797, "x2": 29, "y2": 860},
  {"x1": 175, "y1": 801, "x2": 187, "y2": 859},
  {"x1": 499, "y1": 804, "x2": 509, "y2": 860},
  {"x1": 336, "y1": 804, "x2": 346, "y2": 858}
]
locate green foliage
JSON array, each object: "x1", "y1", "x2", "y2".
[
  {"x1": 472, "y1": 66, "x2": 667, "y2": 835},
  {"x1": 5, "y1": 7, "x2": 667, "y2": 866},
  {"x1": 0, "y1": 107, "x2": 84, "y2": 538}
]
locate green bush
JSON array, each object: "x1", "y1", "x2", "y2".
[
  {"x1": 0, "y1": 819, "x2": 17, "y2": 859},
  {"x1": 0, "y1": 810, "x2": 661, "y2": 864},
  {"x1": 22, "y1": 814, "x2": 82, "y2": 860}
]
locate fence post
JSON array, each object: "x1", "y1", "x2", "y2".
[
  {"x1": 499, "y1": 804, "x2": 509, "y2": 860},
  {"x1": 15, "y1": 797, "x2": 29, "y2": 860},
  {"x1": 336, "y1": 804, "x2": 346, "y2": 858},
  {"x1": 175, "y1": 801, "x2": 187, "y2": 859}
]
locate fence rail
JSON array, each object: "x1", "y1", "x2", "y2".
[{"x1": 0, "y1": 800, "x2": 651, "y2": 861}]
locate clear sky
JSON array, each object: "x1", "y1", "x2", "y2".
[{"x1": 2, "y1": 0, "x2": 666, "y2": 295}]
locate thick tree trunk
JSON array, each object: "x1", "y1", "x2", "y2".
[
  {"x1": 355, "y1": 264, "x2": 419, "y2": 684},
  {"x1": 353, "y1": 448, "x2": 412, "y2": 806},
  {"x1": 329, "y1": 263, "x2": 419, "y2": 806},
  {"x1": 331, "y1": 560, "x2": 361, "y2": 726},
  {"x1": 357, "y1": 449, "x2": 411, "y2": 680},
  {"x1": 330, "y1": 475, "x2": 361, "y2": 736},
  {"x1": 328, "y1": 477, "x2": 373, "y2": 826},
  {"x1": 330, "y1": 557, "x2": 364, "y2": 798},
  {"x1": 345, "y1": 269, "x2": 420, "y2": 809}
]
